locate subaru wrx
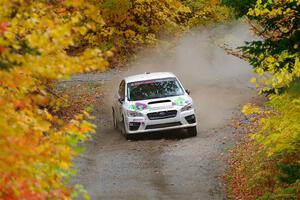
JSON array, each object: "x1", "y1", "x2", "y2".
[{"x1": 112, "y1": 72, "x2": 197, "y2": 138}]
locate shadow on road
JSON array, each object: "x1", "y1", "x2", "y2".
[{"x1": 126, "y1": 129, "x2": 196, "y2": 141}]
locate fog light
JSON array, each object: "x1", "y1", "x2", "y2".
[
  {"x1": 129, "y1": 122, "x2": 141, "y2": 131},
  {"x1": 185, "y1": 114, "x2": 196, "y2": 124}
]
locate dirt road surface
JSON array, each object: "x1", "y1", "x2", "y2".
[{"x1": 71, "y1": 22, "x2": 258, "y2": 200}]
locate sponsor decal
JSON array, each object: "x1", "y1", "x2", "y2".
[
  {"x1": 131, "y1": 102, "x2": 149, "y2": 112},
  {"x1": 174, "y1": 96, "x2": 185, "y2": 106},
  {"x1": 129, "y1": 97, "x2": 189, "y2": 112},
  {"x1": 129, "y1": 78, "x2": 175, "y2": 87}
]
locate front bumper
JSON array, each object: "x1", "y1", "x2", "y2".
[{"x1": 124, "y1": 109, "x2": 197, "y2": 134}]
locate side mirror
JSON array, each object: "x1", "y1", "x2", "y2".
[
  {"x1": 185, "y1": 89, "x2": 191, "y2": 95},
  {"x1": 118, "y1": 97, "x2": 125, "y2": 104}
]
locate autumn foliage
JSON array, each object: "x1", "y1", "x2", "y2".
[
  {"x1": 0, "y1": 1, "x2": 109, "y2": 199},
  {"x1": 0, "y1": 0, "x2": 230, "y2": 199},
  {"x1": 226, "y1": 0, "x2": 300, "y2": 199}
]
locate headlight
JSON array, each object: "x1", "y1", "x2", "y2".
[
  {"x1": 181, "y1": 103, "x2": 193, "y2": 112},
  {"x1": 127, "y1": 110, "x2": 143, "y2": 117}
]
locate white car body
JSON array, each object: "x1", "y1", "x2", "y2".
[{"x1": 112, "y1": 72, "x2": 197, "y2": 137}]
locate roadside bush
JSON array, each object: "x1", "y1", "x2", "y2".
[
  {"x1": 228, "y1": 90, "x2": 300, "y2": 199},
  {"x1": 221, "y1": 0, "x2": 256, "y2": 18},
  {"x1": 226, "y1": 0, "x2": 300, "y2": 199},
  {"x1": 80, "y1": 0, "x2": 230, "y2": 60},
  {"x1": 182, "y1": 0, "x2": 232, "y2": 26}
]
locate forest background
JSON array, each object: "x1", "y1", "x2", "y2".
[{"x1": 0, "y1": 0, "x2": 299, "y2": 199}]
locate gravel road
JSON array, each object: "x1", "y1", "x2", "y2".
[{"x1": 72, "y1": 22, "x2": 258, "y2": 200}]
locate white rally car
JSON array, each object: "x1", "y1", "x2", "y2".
[{"x1": 112, "y1": 72, "x2": 197, "y2": 138}]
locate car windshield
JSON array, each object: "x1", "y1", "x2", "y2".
[{"x1": 127, "y1": 78, "x2": 184, "y2": 101}]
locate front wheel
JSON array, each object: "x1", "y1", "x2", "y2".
[
  {"x1": 121, "y1": 116, "x2": 127, "y2": 135},
  {"x1": 187, "y1": 126, "x2": 197, "y2": 137},
  {"x1": 125, "y1": 134, "x2": 134, "y2": 140},
  {"x1": 121, "y1": 117, "x2": 134, "y2": 140}
]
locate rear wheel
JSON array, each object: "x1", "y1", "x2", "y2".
[
  {"x1": 187, "y1": 126, "x2": 197, "y2": 137},
  {"x1": 112, "y1": 107, "x2": 118, "y2": 129}
]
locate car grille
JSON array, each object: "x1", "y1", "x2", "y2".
[
  {"x1": 145, "y1": 122, "x2": 182, "y2": 130},
  {"x1": 147, "y1": 110, "x2": 177, "y2": 120}
]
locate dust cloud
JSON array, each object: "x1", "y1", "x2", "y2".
[
  {"x1": 72, "y1": 21, "x2": 260, "y2": 200},
  {"x1": 121, "y1": 21, "x2": 257, "y2": 130}
]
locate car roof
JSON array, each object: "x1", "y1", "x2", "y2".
[{"x1": 125, "y1": 72, "x2": 177, "y2": 83}]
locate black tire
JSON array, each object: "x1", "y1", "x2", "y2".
[
  {"x1": 112, "y1": 107, "x2": 118, "y2": 129},
  {"x1": 121, "y1": 117, "x2": 134, "y2": 140},
  {"x1": 125, "y1": 134, "x2": 134, "y2": 140},
  {"x1": 187, "y1": 126, "x2": 197, "y2": 137},
  {"x1": 121, "y1": 116, "x2": 127, "y2": 135}
]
